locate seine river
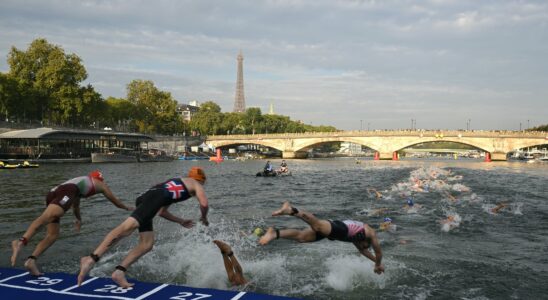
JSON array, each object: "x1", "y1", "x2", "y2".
[{"x1": 1, "y1": 158, "x2": 547, "y2": 299}]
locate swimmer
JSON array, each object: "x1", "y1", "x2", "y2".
[
  {"x1": 259, "y1": 201, "x2": 384, "y2": 275},
  {"x1": 367, "y1": 188, "x2": 383, "y2": 199},
  {"x1": 403, "y1": 198, "x2": 421, "y2": 212},
  {"x1": 78, "y1": 167, "x2": 209, "y2": 288},
  {"x1": 379, "y1": 217, "x2": 396, "y2": 232},
  {"x1": 444, "y1": 191, "x2": 457, "y2": 203},
  {"x1": 213, "y1": 240, "x2": 248, "y2": 286},
  {"x1": 367, "y1": 207, "x2": 389, "y2": 217},
  {"x1": 239, "y1": 227, "x2": 265, "y2": 242},
  {"x1": 491, "y1": 202, "x2": 508, "y2": 214},
  {"x1": 10, "y1": 171, "x2": 131, "y2": 276},
  {"x1": 439, "y1": 214, "x2": 461, "y2": 232}
]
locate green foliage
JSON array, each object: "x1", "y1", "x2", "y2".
[
  {"x1": 126, "y1": 79, "x2": 183, "y2": 134},
  {"x1": 0, "y1": 72, "x2": 22, "y2": 120},
  {"x1": 528, "y1": 124, "x2": 548, "y2": 131},
  {"x1": 7, "y1": 38, "x2": 88, "y2": 123},
  {"x1": 1, "y1": 38, "x2": 338, "y2": 135},
  {"x1": 189, "y1": 101, "x2": 224, "y2": 135}
]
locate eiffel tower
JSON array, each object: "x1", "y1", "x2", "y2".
[{"x1": 233, "y1": 50, "x2": 246, "y2": 113}]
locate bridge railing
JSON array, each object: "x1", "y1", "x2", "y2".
[{"x1": 207, "y1": 130, "x2": 548, "y2": 140}]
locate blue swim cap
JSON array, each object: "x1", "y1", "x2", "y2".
[
  {"x1": 406, "y1": 198, "x2": 414, "y2": 206},
  {"x1": 384, "y1": 217, "x2": 392, "y2": 223}
]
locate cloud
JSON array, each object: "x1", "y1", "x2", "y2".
[{"x1": 0, "y1": 0, "x2": 547, "y2": 130}]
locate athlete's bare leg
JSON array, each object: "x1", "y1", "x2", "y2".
[
  {"x1": 214, "y1": 240, "x2": 237, "y2": 284},
  {"x1": 259, "y1": 227, "x2": 317, "y2": 245},
  {"x1": 78, "y1": 217, "x2": 139, "y2": 286},
  {"x1": 31, "y1": 222, "x2": 60, "y2": 258},
  {"x1": 214, "y1": 240, "x2": 247, "y2": 286},
  {"x1": 111, "y1": 231, "x2": 154, "y2": 288},
  {"x1": 271, "y1": 201, "x2": 332, "y2": 236},
  {"x1": 23, "y1": 223, "x2": 61, "y2": 276},
  {"x1": 11, "y1": 205, "x2": 63, "y2": 266},
  {"x1": 271, "y1": 201, "x2": 293, "y2": 216}
]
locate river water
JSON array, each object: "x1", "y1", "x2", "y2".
[{"x1": 1, "y1": 158, "x2": 547, "y2": 299}]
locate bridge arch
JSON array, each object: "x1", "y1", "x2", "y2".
[
  {"x1": 509, "y1": 141, "x2": 548, "y2": 151},
  {"x1": 209, "y1": 140, "x2": 283, "y2": 152},
  {"x1": 392, "y1": 138, "x2": 489, "y2": 153},
  {"x1": 292, "y1": 137, "x2": 380, "y2": 153}
]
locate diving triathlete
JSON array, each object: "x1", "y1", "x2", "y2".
[
  {"x1": 78, "y1": 167, "x2": 209, "y2": 288},
  {"x1": 10, "y1": 171, "x2": 131, "y2": 275},
  {"x1": 213, "y1": 240, "x2": 248, "y2": 286},
  {"x1": 259, "y1": 201, "x2": 384, "y2": 275}
]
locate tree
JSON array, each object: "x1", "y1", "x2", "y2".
[
  {"x1": 0, "y1": 72, "x2": 21, "y2": 121},
  {"x1": 243, "y1": 107, "x2": 263, "y2": 134},
  {"x1": 126, "y1": 79, "x2": 183, "y2": 134},
  {"x1": 190, "y1": 101, "x2": 223, "y2": 135},
  {"x1": 529, "y1": 124, "x2": 548, "y2": 131},
  {"x1": 7, "y1": 38, "x2": 87, "y2": 123},
  {"x1": 102, "y1": 97, "x2": 136, "y2": 130},
  {"x1": 220, "y1": 112, "x2": 245, "y2": 134}
]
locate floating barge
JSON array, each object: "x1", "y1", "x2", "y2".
[{"x1": 0, "y1": 127, "x2": 153, "y2": 161}]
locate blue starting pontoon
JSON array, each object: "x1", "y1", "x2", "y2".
[{"x1": 0, "y1": 268, "x2": 298, "y2": 300}]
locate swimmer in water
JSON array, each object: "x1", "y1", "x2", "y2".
[
  {"x1": 78, "y1": 167, "x2": 209, "y2": 288},
  {"x1": 240, "y1": 227, "x2": 265, "y2": 242},
  {"x1": 491, "y1": 202, "x2": 508, "y2": 214},
  {"x1": 213, "y1": 240, "x2": 248, "y2": 286},
  {"x1": 379, "y1": 217, "x2": 396, "y2": 232},
  {"x1": 403, "y1": 198, "x2": 421, "y2": 212},
  {"x1": 444, "y1": 191, "x2": 457, "y2": 203},
  {"x1": 367, "y1": 207, "x2": 390, "y2": 217},
  {"x1": 439, "y1": 214, "x2": 461, "y2": 232},
  {"x1": 10, "y1": 171, "x2": 131, "y2": 276},
  {"x1": 259, "y1": 201, "x2": 384, "y2": 275},
  {"x1": 367, "y1": 188, "x2": 383, "y2": 199}
]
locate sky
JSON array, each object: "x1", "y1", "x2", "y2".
[{"x1": 1, "y1": 0, "x2": 547, "y2": 131}]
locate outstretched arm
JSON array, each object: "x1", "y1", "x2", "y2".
[
  {"x1": 158, "y1": 206, "x2": 195, "y2": 228},
  {"x1": 355, "y1": 229, "x2": 384, "y2": 274},
  {"x1": 193, "y1": 183, "x2": 209, "y2": 226},
  {"x1": 100, "y1": 183, "x2": 132, "y2": 211}
]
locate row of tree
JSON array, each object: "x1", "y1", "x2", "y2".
[{"x1": 0, "y1": 38, "x2": 337, "y2": 135}]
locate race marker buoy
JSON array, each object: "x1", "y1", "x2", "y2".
[{"x1": 210, "y1": 148, "x2": 224, "y2": 163}]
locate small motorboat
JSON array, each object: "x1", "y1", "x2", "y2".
[
  {"x1": 0, "y1": 161, "x2": 39, "y2": 169},
  {"x1": 256, "y1": 170, "x2": 277, "y2": 177}
]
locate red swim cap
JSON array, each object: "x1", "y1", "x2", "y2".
[
  {"x1": 188, "y1": 167, "x2": 206, "y2": 183},
  {"x1": 89, "y1": 170, "x2": 104, "y2": 181}
]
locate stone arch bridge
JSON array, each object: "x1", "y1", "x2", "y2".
[{"x1": 206, "y1": 130, "x2": 548, "y2": 160}]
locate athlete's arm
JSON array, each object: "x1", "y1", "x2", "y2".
[
  {"x1": 369, "y1": 229, "x2": 384, "y2": 274},
  {"x1": 355, "y1": 227, "x2": 384, "y2": 274},
  {"x1": 73, "y1": 198, "x2": 82, "y2": 232},
  {"x1": 98, "y1": 181, "x2": 133, "y2": 211},
  {"x1": 158, "y1": 206, "x2": 195, "y2": 228},
  {"x1": 193, "y1": 182, "x2": 209, "y2": 226}
]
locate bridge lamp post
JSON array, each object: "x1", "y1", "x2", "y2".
[
  {"x1": 468, "y1": 119, "x2": 471, "y2": 131},
  {"x1": 360, "y1": 120, "x2": 363, "y2": 131},
  {"x1": 520, "y1": 122, "x2": 522, "y2": 131},
  {"x1": 367, "y1": 122, "x2": 370, "y2": 131},
  {"x1": 527, "y1": 119, "x2": 530, "y2": 129}
]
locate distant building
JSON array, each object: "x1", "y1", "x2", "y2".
[
  {"x1": 339, "y1": 142, "x2": 363, "y2": 154},
  {"x1": 177, "y1": 102, "x2": 200, "y2": 121},
  {"x1": 268, "y1": 102, "x2": 275, "y2": 115}
]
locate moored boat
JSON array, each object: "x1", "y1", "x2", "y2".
[
  {"x1": 91, "y1": 152, "x2": 137, "y2": 163},
  {"x1": 0, "y1": 161, "x2": 39, "y2": 169}
]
